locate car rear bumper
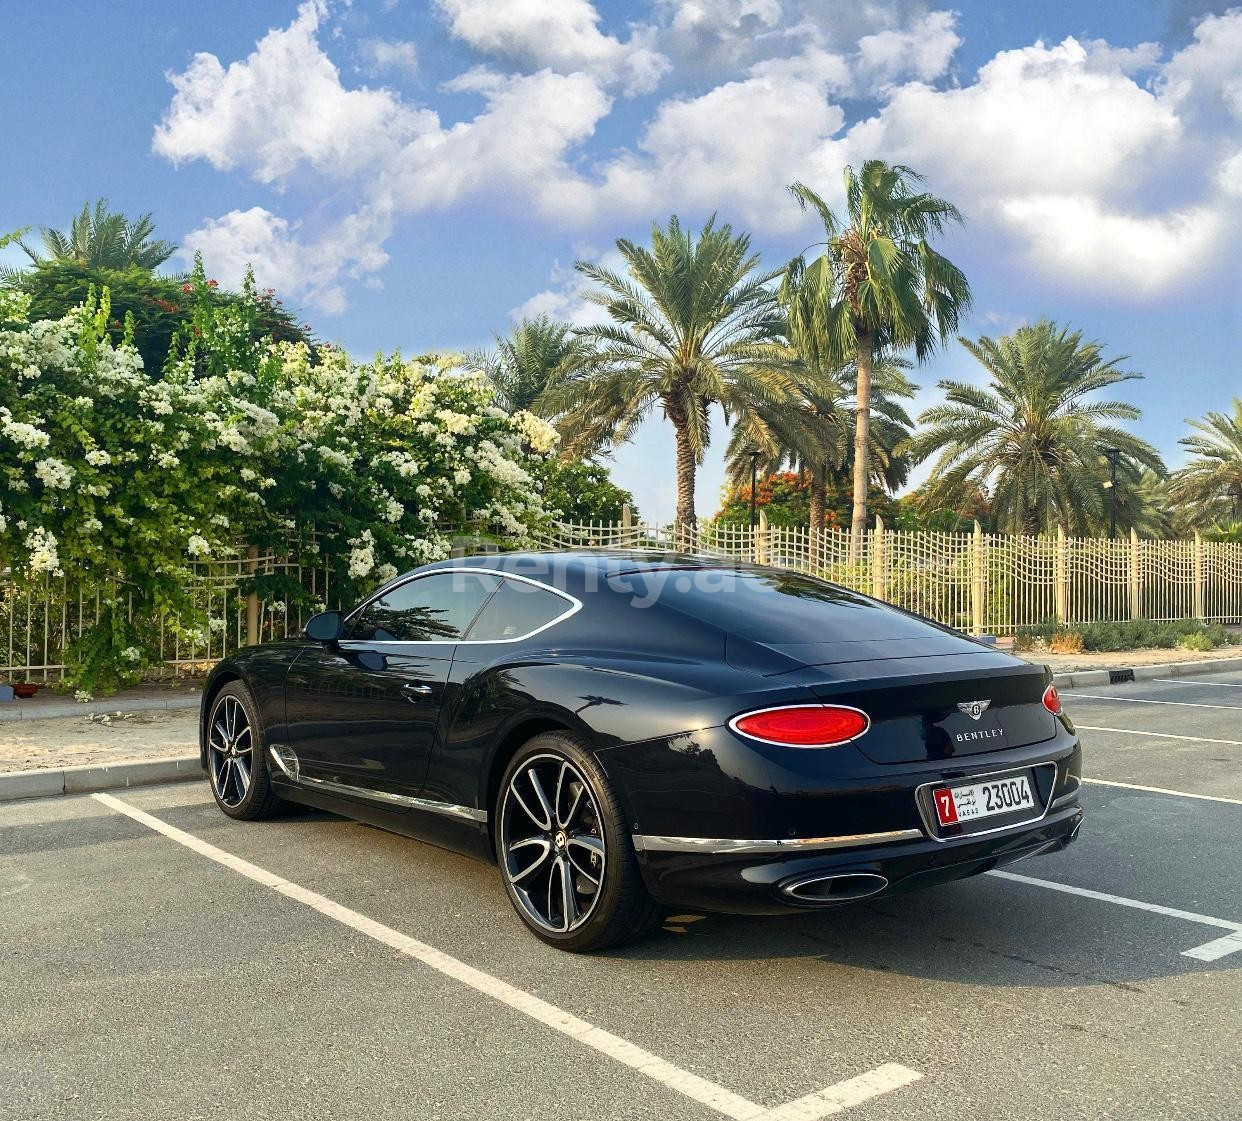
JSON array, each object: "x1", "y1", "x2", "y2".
[{"x1": 632, "y1": 799, "x2": 1083, "y2": 915}]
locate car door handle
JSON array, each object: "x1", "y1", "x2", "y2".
[{"x1": 401, "y1": 682, "x2": 434, "y2": 697}]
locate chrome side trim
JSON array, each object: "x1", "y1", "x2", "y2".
[
  {"x1": 342, "y1": 568, "x2": 583, "y2": 646},
  {"x1": 914, "y1": 761, "x2": 1059, "y2": 843},
  {"x1": 630, "y1": 828, "x2": 923, "y2": 855},
  {"x1": 269, "y1": 758, "x2": 487, "y2": 823},
  {"x1": 267, "y1": 744, "x2": 299, "y2": 782}
]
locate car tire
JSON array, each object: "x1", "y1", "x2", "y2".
[
  {"x1": 206, "y1": 681, "x2": 284, "y2": 821},
  {"x1": 497, "y1": 731, "x2": 664, "y2": 952}
]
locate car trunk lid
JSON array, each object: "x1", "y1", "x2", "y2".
[{"x1": 790, "y1": 657, "x2": 1058, "y2": 763}]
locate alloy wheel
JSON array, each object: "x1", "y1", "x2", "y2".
[
  {"x1": 500, "y1": 753, "x2": 606, "y2": 933},
  {"x1": 208, "y1": 694, "x2": 253, "y2": 808}
]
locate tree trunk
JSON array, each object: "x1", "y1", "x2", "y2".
[
  {"x1": 670, "y1": 412, "x2": 697, "y2": 531},
  {"x1": 809, "y1": 463, "x2": 827, "y2": 546},
  {"x1": 849, "y1": 332, "x2": 874, "y2": 563}
]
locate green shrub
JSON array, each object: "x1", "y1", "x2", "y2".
[{"x1": 1016, "y1": 617, "x2": 1239, "y2": 654}]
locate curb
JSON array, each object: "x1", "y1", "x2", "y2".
[
  {"x1": 0, "y1": 755, "x2": 201, "y2": 803},
  {"x1": 0, "y1": 694, "x2": 200, "y2": 724},
  {"x1": 1052, "y1": 656, "x2": 1242, "y2": 690}
]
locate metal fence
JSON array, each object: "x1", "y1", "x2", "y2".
[
  {"x1": 0, "y1": 548, "x2": 334, "y2": 681},
  {"x1": 6, "y1": 517, "x2": 1242, "y2": 681},
  {"x1": 531, "y1": 515, "x2": 1242, "y2": 635}
]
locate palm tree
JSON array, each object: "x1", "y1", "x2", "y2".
[
  {"x1": 18, "y1": 199, "x2": 176, "y2": 271},
  {"x1": 543, "y1": 215, "x2": 795, "y2": 527},
  {"x1": 726, "y1": 357, "x2": 916, "y2": 543},
  {"x1": 785, "y1": 161, "x2": 972, "y2": 557},
  {"x1": 907, "y1": 320, "x2": 1165, "y2": 535},
  {"x1": 1170, "y1": 399, "x2": 1242, "y2": 528},
  {"x1": 1111, "y1": 467, "x2": 1176, "y2": 539},
  {"x1": 467, "y1": 315, "x2": 587, "y2": 415}
]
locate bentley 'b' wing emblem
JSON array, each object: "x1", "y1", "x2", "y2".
[{"x1": 957, "y1": 700, "x2": 991, "y2": 720}]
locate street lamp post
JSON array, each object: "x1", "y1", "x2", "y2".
[{"x1": 1103, "y1": 447, "x2": 1120, "y2": 540}]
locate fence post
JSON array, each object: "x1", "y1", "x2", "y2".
[
  {"x1": 621, "y1": 503, "x2": 632, "y2": 547},
  {"x1": 871, "y1": 515, "x2": 886, "y2": 602},
  {"x1": 971, "y1": 520, "x2": 984, "y2": 637},
  {"x1": 1129, "y1": 529, "x2": 1142, "y2": 620},
  {"x1": 757, "y1": 509, "x2": 769, "y2": 565},
  {"x1": 246, "y1": 545, "x2": 260, "y2": 647},
  {"x1": 1054, "y1": 526, "x2": 1068, "y2": 623},
  {"x1": 1194, "y1": 532, "x2": 1205, "y2": 621}
]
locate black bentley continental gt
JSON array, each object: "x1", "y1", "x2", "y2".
[{"x1": 200, "y1": 551, "x2": 1083, "y2": 951}]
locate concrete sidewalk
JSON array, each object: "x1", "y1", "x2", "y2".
[{"x1": 0, "y1": 683, "x2": 202, "y2": 723}]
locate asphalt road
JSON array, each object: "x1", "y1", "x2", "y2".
[{"x1": 2, "y1": 669, "x2": 1240, "y2": 1121}]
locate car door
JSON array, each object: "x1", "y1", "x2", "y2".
[{"x1": 285, "y1": 570, "x2": 499, "y2": 797}]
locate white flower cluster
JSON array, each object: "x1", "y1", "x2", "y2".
[
  {"x1": 25, "y1": 526, "x2": 60, "y2": 573},
  {"x1": 0, "y1": 409, "x2": 50, "y2": 450},
  {"x1": 348, "y1": 529, "x2": 377, "y2": 578},
  {"x1": 34, "y1": 458, "x2": 74, "y2": 489},
  {"x1": 512, "y1": 410, "x2": 561, "y2": 455}
]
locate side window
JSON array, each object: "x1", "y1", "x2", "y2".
[
  {"x1": 464, "y1": 578, "x2": 574, "y2": 641},
  {"x1": 350, "y1": 572, "x2": 498, "y2": 642}
]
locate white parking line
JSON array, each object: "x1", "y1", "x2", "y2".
[
  {"x1": 1152, "y1": 678, "x2": 1242, "y2": 687},
  {"x1": 1081, "y1": 777, "x2": 1242, "y2": 806},
  {"x1": 1075, "y1": 724, "x2": 1242, "y2": 747},
  {"x1": 92, "y1": 792, "x2": 921, "y2": 1121},
  {"x1": 1066, "y1": 694, "x2": 1242, "y2": 710},
  {"x1": 987, "y1": 870, "x2": 1242, "y2": 961}
]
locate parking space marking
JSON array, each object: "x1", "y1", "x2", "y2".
[
  {"x1": 1074, "y1": 724, "x2": 1242, "y2": 748},
  {"x1": 988, "y1": 870, "x2": 1242, "y2": 961},
  {"x1": 92, "y1": 792, "x2": 921, "y2": 1121},
  {"x1": 1080, "y1": 777, "x2": 1242, "y2": 806},
  {"x1": 1152, "y1": 678, "x2": 1242, "y2": 688},
  {"x1": 1182, "y1": 931, "x2": 1242, "y2": 962},
  {"x1": 1065, "y1": 694, "x2": 1242, "y2": 710}
]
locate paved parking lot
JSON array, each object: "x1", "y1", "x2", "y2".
[{"x1": 2, "y1": 669, "x2": 1239, "y2": 1120}]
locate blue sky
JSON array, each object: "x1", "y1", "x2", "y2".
[{"x1": 3, "y1": 0, "x2": 1240, "y2": 520}]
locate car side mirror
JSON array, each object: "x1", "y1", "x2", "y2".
[{"x1": 305, "y1": 610, "x2": 344, "y2": 643}]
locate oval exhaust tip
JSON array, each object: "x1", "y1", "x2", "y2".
[{"x1": 780, "y1": 871, "x2": 889, "y2": 903}]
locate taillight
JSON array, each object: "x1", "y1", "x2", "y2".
[
  {"x1": 730, "y1": 704, "x2": 870, "y2": 747},
  {"x1": 1042, "y1": 684, "x2": 1062, "y2": 715}
]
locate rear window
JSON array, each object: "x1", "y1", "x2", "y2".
[
  {"x1": 611, "y1": 569, "x2": 950, "y2": 641},
  {"x1": 465, "y1": 577, "x2": 574, "y2": 641}
]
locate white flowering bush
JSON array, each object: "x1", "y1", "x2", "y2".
[{"x1": 0, "y1": 267, "x2": 555, "y2": 689}]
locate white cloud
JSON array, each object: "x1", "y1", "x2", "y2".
[
  {"x1": 831, "y1": 24, "x2": 1242, "y2": 293},
  {"x1": 360, "y1": 38, "x2": 419, "y2": 77},
  {"x1": 158, "y1": 3, "x2": 1242, "y2": 313},
  {"x1": 434, "y1": 0, "x2": 670, "y2": 96},
  {"x1": 510, "y1": 248, "x2": 625, "y2": 327},
  {"x1": 856, "y1": 10, "x2": 962, "y2": 86},
  {"x1": 155, "y1": 2, "x2": 612, "y2": 310},
  {"x1": 153, "y1": 2, "x2": 429, "y2": 183},
  {"x1": 179, "y1": 205, "x2": 392, "y2": 316},
  {"x1": 654, "y1": 0, "x2": 935, "y2": 75},
  {"x1": 997, "y1": 196, "x2": 1228, "y2": 297}
]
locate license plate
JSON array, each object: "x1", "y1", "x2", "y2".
[{"x1": 932, "y1": 773, "x2": 1035, "y2": 826}]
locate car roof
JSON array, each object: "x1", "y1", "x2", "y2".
[{"x1": 425, "y1": 550, "x2": 764, "y2": 582}]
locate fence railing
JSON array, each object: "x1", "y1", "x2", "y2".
[
  {"x1": 6, "y1": 516, "x2": 1242, "y2": 682},
  {"x1": 0, "y1": 548, "x2": 334, "y2": 681},
  {"x1": 531, "y1": 514, "x2": 1242, "y2": 635}
]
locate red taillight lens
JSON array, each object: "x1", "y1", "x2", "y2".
[
  {"x1": 731, "y1": 705, "x2": 869, "y2": 747},
  {"x1": 1042, "y1": 684, "x2": 1062, "y2": 715}
]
